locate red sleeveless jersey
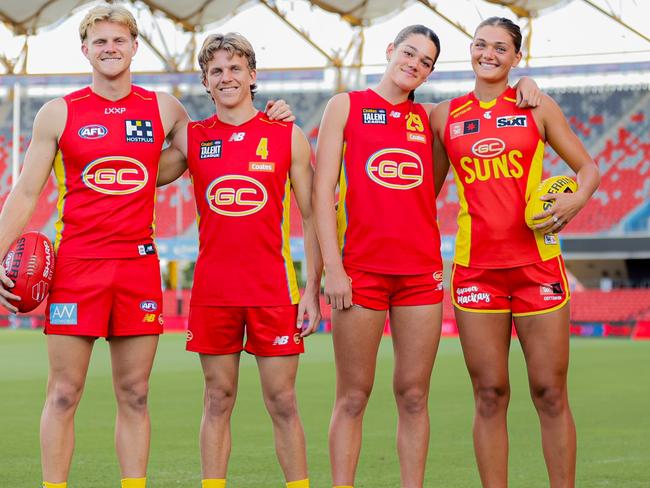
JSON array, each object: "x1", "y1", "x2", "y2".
[
  {"x1": 338, "y1": 89, "x2": 441, "y2": 274},
  {"x1": 187, "y1": 112, "x2": 299, "y2": 307},
  {"x1": 55, "y1": 86, "x2": 164, "y2": 258},
  {"x1": 443, "y1": 87, "x2": 559, "y2": 268}
]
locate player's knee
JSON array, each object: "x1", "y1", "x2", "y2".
[
  {"x1": 265, "y1": 388, "x2": 298, "y2": 421},
  {"x1": 394, "y1": 385, "x2": 428, "y2": 415},
  {"x1": 116, "y1": 379, "x2": 149, "y2": 413},
  {"x1": 337, "y1": 388, "x2": 371, "y2": 418},
  {"x1": 47, "y1": 381, "x2": 83, "y2": 413},
  {"x1": 204, "y1": 385, "x2": 236, "y2": 418},
  {"x1": 475, "y1": 385, "x2": 509, "y2": 418},
  {"x1": 531, "y1": 384, "x2": 566, "y2": 418}
]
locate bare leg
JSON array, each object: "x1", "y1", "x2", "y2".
[
  {"x1": 199, "y1": 353, "x2": 240, "y2": 479},
  {"x1": 110, "y1": 335, "x2": 159, "y2": 478},
  {"x1": 40, "y1": 335, "x2": 95, "y2": 483},
  {"x1": 257, "y1": 354, "x2": 307, "y2": 482},
  {"x1": 329, "y1": 306, "x2": 386, "y2": 486},
  {"x1": 515, "y1": 305, "x2": 576, "y2": 488},
  {"x1": 390, "y1": 303, "x2": 442, "y2": 488},
  {"x1": 456, "y1": 310, "x2": 512, "y2": 488}
]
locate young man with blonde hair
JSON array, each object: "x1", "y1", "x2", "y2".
[
  {"x1": 157, "y1": 32, "x2": 322, "y2": 488},
  {"x1": 0, "y1": 5, "x2": 289, "y2": 488}
]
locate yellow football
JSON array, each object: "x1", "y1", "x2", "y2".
[{"x1": 525, "y1": 175, "x2": 578, "y2": 229}]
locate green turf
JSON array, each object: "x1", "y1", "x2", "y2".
[{"x1": 0, "y1": 330, "x2": 648, "y2": 487}]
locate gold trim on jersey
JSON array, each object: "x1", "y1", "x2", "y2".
[
  {"x1": 69, "y1": 94, "x2": 90, "y2": 103},
  {"x1": 133, "y1": 91, "x2": 153, "y2": 101},
  {"x1": 504, "y1": 96, "x2": 517, "y2": 104},
  {"x1": 478, "y1": 99, "x2": 497, "y2": 110},
  {"x1": 191, "y1": 120, "x2": 217, "y2": 129},
  {"x1": 53, "y1": 150, "x2": 67, "y2": 252},
  {"x1": 337, "y1": 143, "x2": 349, "y2": 252},
  {"x1": 260, "y1": 118, "x2": 288, "y2": 127},
  {"x1": 450, "y1": 100, "x2": 473, "y2": 118},
  {"x1": 452, "y1": 162, "x2": 472, "y2": 267},
  {"x1": 281, "y1": 175, "x2": 300, "y2": 304}
]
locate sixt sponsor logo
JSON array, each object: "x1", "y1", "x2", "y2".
[
  {"x1": 82, "y1": 156, "x2": 148, "y2": 195},
  {"x1": 140, "y1": 300, "x2": 158, "y2": 312},
  {"x1": 496, "y1": 115, "x2": 527, "y2": 128},
  {"x1": 78, "y1": 124, "x2": 108, "y2": 139},
  {"x1": 362, "y1": 108, "x2": 387, "y2": 125},
  {"x1": 365, "y1": 148, "x2": 423, "y2": 190}
]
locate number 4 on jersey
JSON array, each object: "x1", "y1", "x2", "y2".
[{"x1": 256, "y1": 137, "x2": 269, "y2": 160}]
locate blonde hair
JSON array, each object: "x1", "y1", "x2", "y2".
[
  {"x1": 79, "y1": 3, "x2": 138, "y2": 42},
  {"x1": 198, "y1": 32, "x2": 257, "y2": 99}
]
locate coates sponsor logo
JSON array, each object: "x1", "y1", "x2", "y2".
[
  {"x1": 450, "y1": 119, "x2": 480, "y2": 139},
  {"x1": 82, "y1": 156, "x2": 148, "y2": 195},
  {"x1": 248, "y1": 162, "x2": 275, "y2": 172},
  {"x1": 362, "y1": 108, "x2": 387, "y2": 124},
  {"x1": 496, "y1": 115, "x2": 527, "y2": 128},
  {"x1": 407, "y1": 132, "x2": 426, "y2": 144},
  {"x1": 365, "y1": 148, "x2": 423, "y2": 190},
  {"x1": 42, "y1": 240, "x2": 53, "y2": 280},
  {"x1": 140, "y1": 300, "x2": 158, "y2": 312},
  {"x1": 455, "y1": 285, "x2": 491, "y2": 305},
  {"x1": 78, "y1": 124, "x2": 108, "y2": 140},
  {"x1": 200, "y1": 140, "x2": 222, "y2": 159},
  {"x1": 206, "y1": 175, "x2": 268, "y2": 216},
  {"x1": 471, "y1": 138, "x2": 506, "y2": 158}
]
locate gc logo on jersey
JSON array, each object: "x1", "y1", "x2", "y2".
[
  {"x1": 362, "y1": 108, "x2": 387, "y2": 125},
  {"x1": 78, "y1": 124, "x2": 108, "y2": 140},
  {"x1": 200, "y1": 140, "x2": 222, "y2": 159},
  {"x1": 82, "y1": 156, "x2": 148, "y2": 195},
  {"x1": 366, "y1": 148, "x2": 423, "y2": 190},
  {"x1": 125, "y1": 119, "x2": 154, "y2": 143},
  {"x1": 206, "y1": 175, "x2": 268, "y2": 216},
  {"x1": 496, "y1": 115, "x2": 527, "y2": 128},
  {"x1": 471, "y1": 138, "x2": 506, "y2": 158}
]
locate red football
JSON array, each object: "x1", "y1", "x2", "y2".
[{"x1": 2, "y1": 231, "x2": 55, "y2": 313}]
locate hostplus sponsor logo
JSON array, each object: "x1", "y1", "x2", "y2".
[{"x1": 125, "y1": 120, "x2": 154, "y2": 143}]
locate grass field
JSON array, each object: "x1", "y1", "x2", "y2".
[{"x1": 0, "y1": 329, "x2": 648, "y2": 487}]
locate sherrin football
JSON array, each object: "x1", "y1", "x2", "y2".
[
  {"x1": 2, "y1": 231, "x2": 55, "y2": 313},
  {"x1": 525, "y1": 176, "x2": 578, "y2": 229}
]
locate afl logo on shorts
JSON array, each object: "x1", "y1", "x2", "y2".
[
  {"x1": 366, "y1": 148, "x2": 423, "y2": 190},
  {"x1": 471, "y1": 138, "x2": 506, "y2": 158},
  {"x1": 78, "y1": 124, "x2": 108, "y2": 140},
  {"x1": 140, "y1": 300, "x2": 158, "y2": 312},
  {"x1": 206, "y1": 175, "x2": 268, "y2": 216},
  {"x1": 82, "y1": 157, "x2": 148, "y2": 195}
]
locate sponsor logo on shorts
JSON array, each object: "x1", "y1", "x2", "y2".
[
  {"x1": 206, "y1": 175, "x2": 268, "y2": 216},
  {"x1": 140, "y1": 300, "x2": 158, "y2": 312},
  {"x1": 248, "y1": 162, "x2": 275, "y2": 172},
  {"x1": 540, "y1": 282, "x2": 564, "y2": 295},
  {"x1": 450, "y1": 119, "x2": 480, "y2": 139},
  {"x1": 200, "y1": 140, "x2": 222, "y2": 159},
  {"x1": 471, "y1": 138, "x2": 506, "y2": 158},
  {"x1": 50, "y1": 303, "x2": 77, "y2": 325},
  {"x1": 273, "y1": 335, "x2": 289, "y2": 346},
  {"x1": 186, "y1": 329, "x2": 193, "y2": 341},
  {"x1": 125, "y1": 119, "x2": 154, "y2": 143},
  {"x1": 362, "y1": 108, "x2": 387, "y2": 125},
  {"x1": 32, "y1": 281, "x2": 49, "y2": 302},
  {"x1": 82, "y1": 157, "x2": 148, "y2": 195},
  {"x1": 433, "y1": 271, "x2": 443, "y2": 282},
  {"x1": 137, "y1": 243, "x2": 156, "y2": 256},
  {"x1": 455, "y1": 285, "x2": 491, "y2": 305},
  {"x1": 293, "y1": 333, "x2": 302, "y2": 345},
  {"x1": 142, "y1": 313, "x2": 157, "y2": 323},
  {"x1": 366, "y1": 148, "x2": 423, "y2": 190},
  {"x1": 496, "y1": 115, "x2": 527, "y2": 128},
  {"x1": 158, "y1": 315, "x2": 164, "y2": 326},
  {"x1": 78, "y1": 124, "x2": 108, "y2": 139}
]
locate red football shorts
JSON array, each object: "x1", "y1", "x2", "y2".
[
  {"x1": 45, "y1": 255, "x2": 163, "y2": 337},
  {"x1": 186, "y1": 304, "x2": 303, "y2": 356},
  {"x1": 451, "y1": 256, "x2": 570, "y2": 316},
  {"x1": 345, "y1": 266, "x2": 444, "y2": 311}
]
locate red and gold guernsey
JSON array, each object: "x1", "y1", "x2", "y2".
[
  {"x1": 444, "y1": 86, "x2": 559, "y2": 268},
  {"x1": 187, "y1": 112, "x2": 299, "y2": 307},
  {"x1": 55, "y1": 85, "x2": 164, "y2": 258},
  {"x1": 338, "y1": 89, "x2": 441, "y2": 275}
]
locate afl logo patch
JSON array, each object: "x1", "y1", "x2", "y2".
[
  {"x1": 82, "y1": 156, "x2": 148, "y2": 195},
  {"x1": 366, "y1": 148, "x2": 423, "y2": 190},
  {"x1": 140, "y1": 300, "x2": 158, "y2": 312},
  {"x1": 78, "y1": 124, "x2": 108, "y2": 139},
  {"x1": 206, "y1": 175, "x2": 268, "y2": 216},
  {"x1": 471, "y1": 138, "x2": 506, "y2": 158}
]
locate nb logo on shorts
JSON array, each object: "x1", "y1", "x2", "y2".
[
  {"x1": 50, "y1": 303, "x2": 77, "y2": 325},
  {"x1": 273, "y1": 335, "x2": 289, "y2": 346}
]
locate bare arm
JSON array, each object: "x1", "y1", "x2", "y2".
[
  {"x1": 513, "y1": 76, "x2": 543, "y2": 108},
  {"x1": 312, "y1": 93, "x2": 352, "y2": 310},
  {"x1": 0, "y1": 98, "x2": 65, "y2": 311},
  {"x1": 431, "y1": 100, "x2": 451, "y2": 196},
  {"x1": 290, "y1": 125, "x2": 323, "y2": 336},
  {"x1": 532, "y1": 94, "x2": 600, "y2": 234}
]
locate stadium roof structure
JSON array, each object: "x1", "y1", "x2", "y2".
[{"x1": 0, "y1": 0, "x2": 649, "y2": 77}]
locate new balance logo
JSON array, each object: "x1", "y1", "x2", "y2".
[{"x1": 273, "y1": 335, "x2": 289, "y2": 345}]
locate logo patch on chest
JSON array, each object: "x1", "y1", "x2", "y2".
[
  {"x1": 125, "y1": 120, "x2": 154, "y2": 143},
  {"x1": 496, "y1": 115, "x2": 527, "y2": 128},
  {"x1": 450, "y1": 119, "x2": 480, "y2": 139},
  {"x1": 200, "y1": 140, "x2": 222, "y2": 159},
  {"x1": 362, "y1": 108, "x2": 387, "y2": 125}
]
